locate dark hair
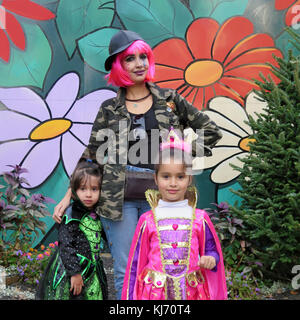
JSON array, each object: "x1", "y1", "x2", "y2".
[
  {"x1": 154, "y1": 147, "x2": 193, "y2": 175},
  {"x1": 70, "y1": 159, "x2": 103, "y2": 193}
]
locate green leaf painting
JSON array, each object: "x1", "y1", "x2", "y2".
[
  {"x1": 189, "y1": 0, "x2": 214, "y2": 18},
  {"x1": 78, "y1": 28, "x2": 120, "y2": 73},
  {"x1": 0, "y1": 23, "x2": 52, "y2": 89},
  {"x1": 116, "y1": 0, "x2": 193, "y2": 45},
  {"x1": 210, "y1": 0, "x2": 249, "y2": 24},
  {"x1": 190, "y1": 0, "x2": 249, "y2": 22},
  {"x1": 1, "y1": 0, "x2": 299, "y2": 248},
  {"x1": 56, "y1": 0, "x2": 115, "y2": 58}
]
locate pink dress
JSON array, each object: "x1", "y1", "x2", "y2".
[{"x1": 121, "y1": 193, "x2": 227, "y2": 300}]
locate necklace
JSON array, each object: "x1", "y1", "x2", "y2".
[{"x1": 125, "y1": 92, "x2": 151, "y2": 102}]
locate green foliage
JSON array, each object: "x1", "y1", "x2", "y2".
[
  {"x1": 0, "y1": 165, "x2": 54, "y2": 267},
  {"x1": 230, "y1": 28, "x2": 300, "y2": 281},
  {"x1": 206, "y1": 202, "x2": 245, "y2": 270},
  {"x1": 206, "y1": 202, "x2": 265, "y2": 297}
]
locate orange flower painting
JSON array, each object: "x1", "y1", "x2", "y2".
[{"x1": 153, "y1": 17, "x2": 283, "y2": 110}]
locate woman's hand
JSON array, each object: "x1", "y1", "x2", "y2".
[
  {"x1": 199, "y1": 255, "x2": 216, "y2": 270},
  {"x1": 52, "y1": 188, "x2": 71, "y2": 223},
  {"x1": 70, "y1": 274, "x2": 84, "y2": 296}
]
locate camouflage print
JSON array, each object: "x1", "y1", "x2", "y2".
[{"x1": 81, "y1": 82, "x2": 222, "y2": 221}]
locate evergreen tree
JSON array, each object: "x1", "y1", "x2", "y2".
[{"x1": 230, "y1": 28, "x2": 300, "y2": 281}]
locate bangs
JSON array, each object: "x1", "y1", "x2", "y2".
[
  {"x1": 154, "y1": 148, "x2": 193, "y2": 175},
  {"x1": 70, "y1": 162, "x2": 102, "y2": 192},
  {"x1": 121, "y1": 40, "x2": 152, "y2": 58}
]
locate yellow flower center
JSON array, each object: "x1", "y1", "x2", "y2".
[
  {"x1": 30, "y1": 119, "x2": 72, "y2": 141},
  {"x1": 239, "y1": 137, "x2": 256, "y2": 152},
  {"x1": 184, "y1": 60, "x2": 223, "y2": 87}
]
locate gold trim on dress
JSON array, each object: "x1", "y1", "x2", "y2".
[
  {"x1": 158, "y1": 224, "x2": 191, "y2": 231},
  {"x1": 145, "y1": 186, "x2": 198, "y2": 211},
  {"x1": 145, "y1": 189, "x2": 161, "y2": 210},
  {"x1": 160, "y1": 242, "x2": 189, "y2": 249},
  {"x1": 163, "y1": 259, "x2": 189, "y2": 265},
  {"x1": 143, "y1": 270, "x2": 167, "y2": 288},
  {"x1": 186, "y1": 269, "x2": 205, "y2": 286},
  {"x1": 148, "y1": 188, "x2": 197, "y2": 300},
  {"x1": 142, "y1": 269, "x2": 205, "y2": 289},
  {"x1": 202, "y1": 218, "x2": 206, "y2": 257}
]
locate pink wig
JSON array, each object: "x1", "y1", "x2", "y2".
[{"x1": 106, "y1": 40, "x2": 155, "y2": 87}]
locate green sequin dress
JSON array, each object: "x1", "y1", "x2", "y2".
[{"x1": 36, "y1": 202, "x2": 108, "y2": 300}]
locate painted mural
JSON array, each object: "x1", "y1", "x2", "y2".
[{"x1": 0, "y1": 0, "x2": 299, "y2": 246}]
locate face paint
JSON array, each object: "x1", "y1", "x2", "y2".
[{"x1": 123, "y1": 52, "x2": 149, "y2": 83}]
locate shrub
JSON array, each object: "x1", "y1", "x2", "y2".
[
  {"x1": 0, "y1": 165, "x2": 55, "y2": 268},
  {"x1": 206, "y1": 202, "x2": 244, "y2": 269},
  {"x1": 230, "y1": 28, "x2": 300, "y2": 281},
  {"x1": 206, "y1": 202, "x2": 264, "y2": 275}
]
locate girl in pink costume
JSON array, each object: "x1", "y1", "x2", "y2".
[{"x1": 121, "y1": 130, "x2": 227, "y2": 300}]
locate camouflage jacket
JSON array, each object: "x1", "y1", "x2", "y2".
[{"x1": 81, "y1": 82, "x2": 222, "y2": 221}]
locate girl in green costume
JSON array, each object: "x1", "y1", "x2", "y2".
[{"x1": 36, "y1": 160, "x2": 108, "y2": 300}]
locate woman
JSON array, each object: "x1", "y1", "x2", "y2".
[{"x1": 53, "y1": 29, "x2": 222, "y2": 299}]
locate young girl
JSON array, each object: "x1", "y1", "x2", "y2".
[
  {"x1": 121, "y1": 130, "x2": 227, "y2": 300},
  {"x1": 36, "y1": 160, "x2": 108, "y2": 300}
]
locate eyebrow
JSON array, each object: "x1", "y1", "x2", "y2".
[
  {"x1": 159, "y1": 171, "x2": 186, "y2": 175},
  {"x1": 125, "y1": 52, "x2": 146, "y2": 57}
]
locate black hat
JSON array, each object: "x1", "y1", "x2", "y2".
[{"x1": 104, "y1": 30, "x2": 144, "y2": 71}]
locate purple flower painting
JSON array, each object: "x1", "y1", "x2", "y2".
[{"x1": 0, "y1": 72, "x2": 116, "y2": 188}]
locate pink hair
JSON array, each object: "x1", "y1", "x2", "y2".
[{"x1": 106, "y1": 40, "x2": 155, "y2": 87}]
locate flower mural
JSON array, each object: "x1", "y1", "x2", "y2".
[
  {"x1": 199, "y1": 92, "x2": 268, "y2": 184},
  {"x1": 275, "y1": 0, "x2": 300, "y2": 27},
  {"x1": 0, "y1": 0, "x2": 298, "y2": 247},
  {"x1": 0, "y1": 72, "x2": 116, "y2": 188},
  {"x1": 0, "y1": 0, "x2": 55, "y2": 62},
  {"x1": 153, "y1": 17, "x2": 283, "y2": 110}
]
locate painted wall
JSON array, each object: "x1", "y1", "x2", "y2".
[{"x1": 0, "y1": 0, "x2": 299, "y2": 246}]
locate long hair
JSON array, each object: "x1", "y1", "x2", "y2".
[{"x1": 106, "y1": 40, "x2": 155, "y2": 87}]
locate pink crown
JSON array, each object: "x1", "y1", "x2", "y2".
[{"x1": 160, "y1": 127, "x2": 192, "y2": 153}]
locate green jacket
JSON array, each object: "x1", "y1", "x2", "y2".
[{"x1": 81, "y1": 82, "x2": 222, "y2": 221}]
